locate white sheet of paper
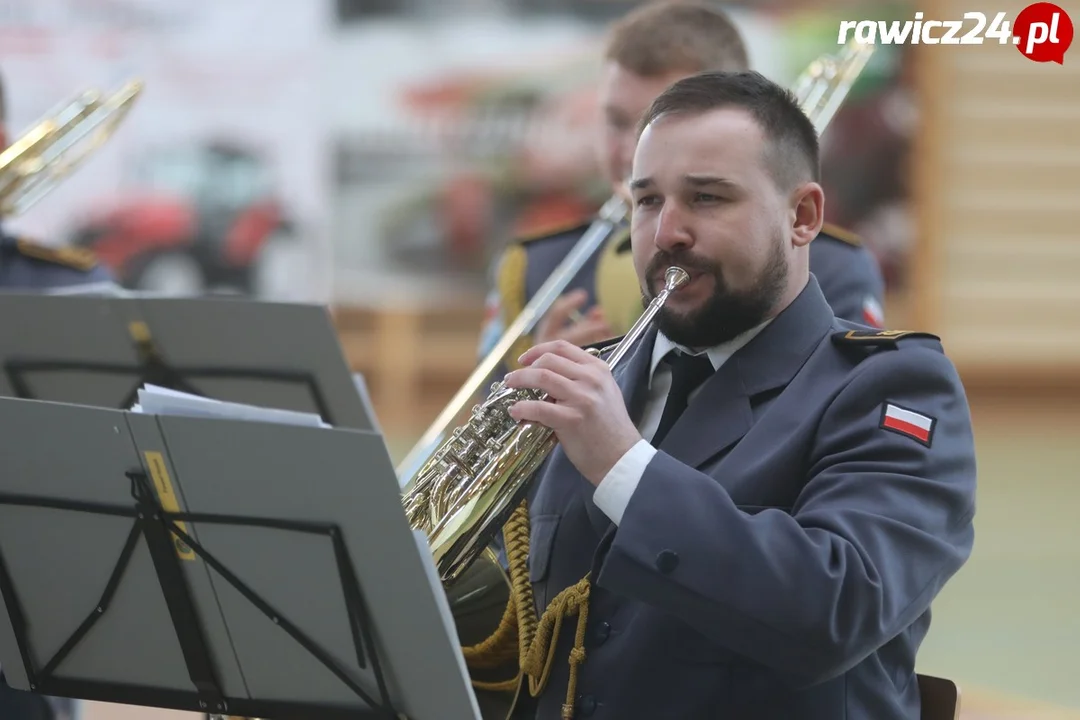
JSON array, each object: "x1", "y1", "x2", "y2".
[
  {"x1": 132, "y1": 383, "x2": 331, "y2": 428},
  {"x1": 41, "y1": 281, "x2": 132, "y2": 297}
]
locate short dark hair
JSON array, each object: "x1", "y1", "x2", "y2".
[
  {"x1": 638, "y1": 70, "x2": 820, "y2": 190},
  {"x1": 603, "y1": 1, "x2": 749, "y2": 77}
]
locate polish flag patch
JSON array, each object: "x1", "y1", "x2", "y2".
[
  {"x1": 862, "y1": 296, "x2": 885, "y2": 328},
  {"x1": 880, "y1": 403, "x2": 935, "y2": 446}
]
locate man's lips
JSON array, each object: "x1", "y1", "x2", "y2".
[{"x1": 653, "y1": 268, "x2": 704, "y2": 291}]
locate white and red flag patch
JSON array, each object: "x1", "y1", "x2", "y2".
[
  {"x1": 862, "y1": 296, "x2": 884, "y2": 328},
  {"x1": 880, "y1": 403, "x2": 935, "y2": 446}
]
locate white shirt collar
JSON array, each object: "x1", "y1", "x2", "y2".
[{"x1": 648, "y1": 319, "x2": 772, "y2": 388}]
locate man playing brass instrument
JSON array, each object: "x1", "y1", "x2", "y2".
[
  {"x1": 499, "y1": 71, "x2": 976, "y2": 719},
  {"x1": 479, "y1": 0, "x2": 887, "y2": 383}
]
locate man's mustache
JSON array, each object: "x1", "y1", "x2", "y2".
[{"x1": 645, "y1": 250, "x2": 718, "y2": 287}]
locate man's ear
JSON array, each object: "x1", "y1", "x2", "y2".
[{"x1": 790, "y1": 181, "x2": 824, "y2": 248}]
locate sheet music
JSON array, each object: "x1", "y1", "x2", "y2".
[{"x1": 131, "y1": 383, "x2": 331, "y2": 428}]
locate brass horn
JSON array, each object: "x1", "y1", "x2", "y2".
[
  {"x1": 0, "y1": 79, "x2": 144, "y2": 217},
  {"x1": 395, "y1": 193, "x2": 629, "y2": 487},
  {"x1": 398, "y1": 41, "x2": 876, "y2": 720},
  {"x1": 404, "y1": 266, "x2": 690, "y2": 720}
]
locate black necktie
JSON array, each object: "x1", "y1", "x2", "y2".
[{"x1": 652, "y1": 351, "x2": 715, "y2": 446}]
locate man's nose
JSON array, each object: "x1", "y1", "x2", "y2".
[{"x1": 654, "y1": 204, "x2": 693, "y2": 251}]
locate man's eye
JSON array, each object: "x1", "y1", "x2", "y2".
[{"x1": 635, "y1": 195, "x2": 659, "y2": 207}]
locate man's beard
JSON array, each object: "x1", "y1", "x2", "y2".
[{"x1": 642, "y1": 242, "x2": 787, "y2": 348}]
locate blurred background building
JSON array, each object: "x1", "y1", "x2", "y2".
[{"x1": 1, "y1": 0, "x2": 1077, "y2": 718}]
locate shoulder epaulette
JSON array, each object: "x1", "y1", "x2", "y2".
[
  {"x1": 832, "y1": 329, "x2": 940, "y2": 347},
  {"x1": 15, "y1": 237, "x2": 99, "y2": 272},
  {"x1": 495, "y1": 243, "x2": 532, "y2": 371},
  {"x1": 820, "y1": 222, "x2": 862, "y2": 247}
]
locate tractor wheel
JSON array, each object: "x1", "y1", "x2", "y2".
[
  {"x1": 133, "y1": 251, "x2": 207, "y2": 296},
  {"x1": 250, "y1": 229, "x2": 306, "y2": 300}
]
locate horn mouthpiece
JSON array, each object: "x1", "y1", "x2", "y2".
[{"x1": 665, "y1": 266, "x2": 690, "y2": 291}]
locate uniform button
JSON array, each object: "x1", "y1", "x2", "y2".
[
  {"x1": 655, "y1": 549, "x2": 679, "y2": 574},
  {"x1": 578, "y1": 695, "x2": 597, "y2": 716},
  {"x1": 592, "y1": 621, "x2": 611, "y2": 645}
]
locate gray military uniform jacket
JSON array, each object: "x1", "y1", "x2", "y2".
[{"x1": 515, "y1": 276, "x2": 976, "y2": 720}]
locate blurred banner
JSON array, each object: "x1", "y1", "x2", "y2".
[
  {"x1": 0, "y1": 0, "x2": 914, "y2": 305},
  {"x1": 327, "y1": 1, "x2": 913, "y2": 303},
  {"x1": 328, "y1": 4, "x2": 784, "y2": 304},
  {"x1": 0, "y1": 0, "x2": 332, "y2": 301},
  {"x1": 329, "y1": 10, "x2": 603, "y2": 303}
]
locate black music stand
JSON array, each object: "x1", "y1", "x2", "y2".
[
  {"x1": 0, "y1": 292, "x2": 374, "y2": 430},
  {"x1": 0, "y1": 397, "x2": 482, "y2": 720}
]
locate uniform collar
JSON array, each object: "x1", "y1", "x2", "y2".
[
  {"x1": 648, "y1": 320, "x2": 770, "y2": 389},
  {"x1": 614, "y1": 274, "x2": 834, "y2": 415}
]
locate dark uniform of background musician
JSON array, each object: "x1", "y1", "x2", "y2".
[
  {"x1": 493, "y1": 69, "x2": 977, "y2": 720},
  {"x1": 477, "y1": 1, "x2": 886, "y2": 384},
  {"x1": 0, "y1": 66, "x2": 114, "y2": 720}
]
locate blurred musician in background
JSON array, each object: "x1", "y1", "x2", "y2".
[
  {"x1": 478, "y1": 0, "x2": 886, "y2": 383},
  {"x1": 0, "y1": 68, "x2": 117, "y2": 293}
]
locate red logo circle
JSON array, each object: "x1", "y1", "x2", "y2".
[{"x1": 1013, "y1": 2, "x2": 1073, "y2": 63}]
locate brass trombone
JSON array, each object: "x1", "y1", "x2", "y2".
[{"x1": 0, "y1": 79, "x2": 144, "y2": 217}]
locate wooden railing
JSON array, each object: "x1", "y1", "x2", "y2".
[{"x1": 331, "y1": 300, "x2": 486, "y2": 438}]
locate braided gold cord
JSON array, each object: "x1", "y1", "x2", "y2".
[{"x1": 461, "y1": 501, "x2": 592, "y2": 719}]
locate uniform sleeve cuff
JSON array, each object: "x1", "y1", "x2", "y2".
[{"x1": 592, "y1": 439, "x2": 657, "y2": 526}]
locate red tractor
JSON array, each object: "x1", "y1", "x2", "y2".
[{"x1": 70, "y1": 140, "x2": 302, "y2": 297}]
